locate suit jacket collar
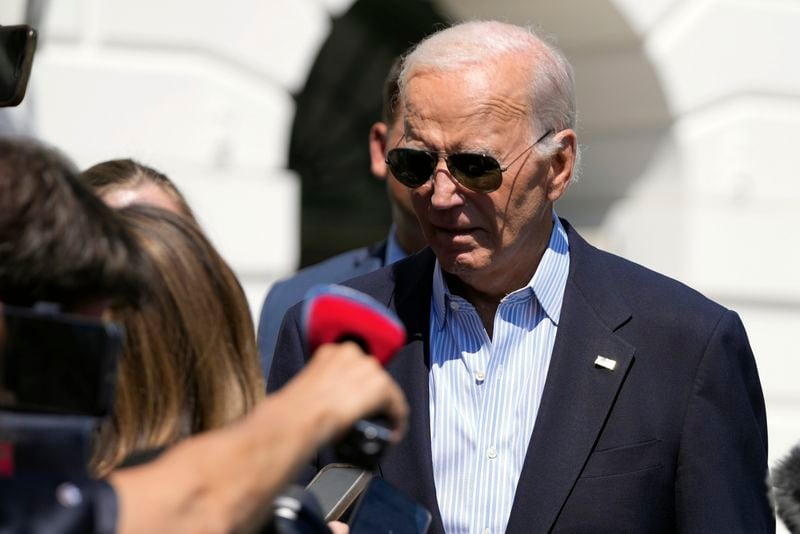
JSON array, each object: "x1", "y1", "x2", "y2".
[
  {"x1": 363, "y1": 239, "x2": 388, "y2": 268},
  {"x1": 378, "y1": 221, "x2": 635, "y2": 534}
]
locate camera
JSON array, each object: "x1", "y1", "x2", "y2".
[
  {"x1": 0, "y1": 305, "x2": 124, "y2": 478},
  {"x1": 0, "y1": 24, "x2": 36, "y2": 108}
]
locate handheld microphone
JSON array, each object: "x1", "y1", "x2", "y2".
[
  {"x1": 264, "y1": 484, "x2": 329, "y2": 534},
  {"x1": 773, "y1": 444, "x2": 800, "y2": 534},
  {"x1": 302, "y1": 285, "x2": 406, "y2": 365},
  {"x1": 302, "y1": 284, "x2": 406, "y2": 468}
]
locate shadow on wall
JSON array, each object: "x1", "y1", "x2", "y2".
[
  {"x1": 290, "y1": 0, "x2": 446, "y2": 267},
  {"x1": 557, "y1": 39, "x2": 674, "y2": 229},
  {"x1": 292, "y1": 0, "x2": 673, "y2": 265}
]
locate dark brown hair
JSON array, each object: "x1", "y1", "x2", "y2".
[
  {"x1": 90, "y1": 205, "x2": 263, "y2": 476},
  {"x1": 0, "y1": 138, "x2": 145, "y2": 308}
]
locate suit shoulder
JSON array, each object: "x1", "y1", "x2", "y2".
[
  {"x1": 264, "y1": 246, "x2": 381, "y2": 311},
  {"x1": 339, "y1": 248, "x2": 433, "y2": 301},
  {"x1": 564, "y1": 220, "x2": 727, "y2": 323},
  {"x1": 342, "y1": 260, "x2": 396, "y2": 288},
  {"x1": 590, "y1": 246, "x2": 729, "y2": 324}
]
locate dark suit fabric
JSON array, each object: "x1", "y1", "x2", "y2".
[
  {"x1": 268, "y1": 221, "x2": 773, "y2": 533},
  {"x1": 0, "y1": 477, "x2": 117, "y2": 533},
  {"x1": 257, "y1": 241, "x2": 386, "y2": 377}
]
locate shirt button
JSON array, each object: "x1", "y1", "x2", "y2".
[
  {"x1": 487, "y1": 446, "x2": 497, "y2": 459},
  {"x1": 475, "y1": 370, "x2": 486, "y2": 382},
  {"x1": 449, "y1": 301, "x2": 459, "y2": 311},
  {"x1": 483, "y1": 529, "x2": 491, "y2": 534}
]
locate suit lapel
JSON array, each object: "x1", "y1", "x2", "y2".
[
  {"x1": 377, "y1": 249, "x2": 446, "y2": 534},
  {"x1": 365, "y1": 240, "x2": 388, "y2": 268},
  {"x1": 350, "y1": 240, "x2": 387, "y2": 275},
  {"x1": 506, "y1": 223, "x2": 635, "y2": 533},
  {"x1": 373, "y1": 226, "x2": 635, "y2": 534}
]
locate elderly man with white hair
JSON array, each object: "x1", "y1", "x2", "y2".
[{"x1": 269, "y1": 20, "x2": 772, "y2": 533}]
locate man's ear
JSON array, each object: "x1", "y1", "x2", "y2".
[
  {"x1": 547, "y1": 129, "x2": 577, "y2": 202},
  {"x1": 369, "y1": 122, "x2": 389, "y2": 180}
]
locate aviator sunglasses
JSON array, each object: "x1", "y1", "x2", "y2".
[{"x1": 386, "y1": 129, "x2": 554, "y2": 193}]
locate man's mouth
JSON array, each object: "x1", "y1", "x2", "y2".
[{"x1": 432, "y1": 225, "x2": 478, "y2": 241}]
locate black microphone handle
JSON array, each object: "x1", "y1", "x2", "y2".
[
  {"x1": 334, "y1": 417, "x2": 394, "y2": 470},
  {"x1": 329, "y1": 333, "x2": 395, "y2": 469},
  {"x1": 264, "y1": 485, "x2": 330, "y2": 534}
]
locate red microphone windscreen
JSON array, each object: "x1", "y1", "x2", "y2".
[{"x1": 302, "y1": 285, "x2": 406, "y2": 366}]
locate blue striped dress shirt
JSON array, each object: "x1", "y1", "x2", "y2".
[{"x1": 428, "y1": 215, "x2": 570, "y2": 534}]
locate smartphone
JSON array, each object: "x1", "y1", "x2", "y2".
[
  {"x1": 304, "y1": 463, "x2": 374, "y2": 521},
  {"x1": 0, "y1": 24, "x2": 37, "y2": 107},
  {"x1": 0, "y1": 305, "x2": 123, "y2": 417},
  {"x1": 348, "y1": 478, "x2": 432, "y2": 534}
]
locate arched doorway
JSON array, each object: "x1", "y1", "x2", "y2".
[{"x1": 293, "y1": 0, "x2": 673, "y2": 266}]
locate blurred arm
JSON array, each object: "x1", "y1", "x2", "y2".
[{"x1": 110, "y1": 342, "x2": 407, "y2": 533}]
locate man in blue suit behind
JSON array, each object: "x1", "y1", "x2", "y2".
[
  {"x1": 257, "y1": 58, "x2": 426, "y2": 376},
  {"x1": 268, "y1": 20, "x2": 774, "y2": 533}
]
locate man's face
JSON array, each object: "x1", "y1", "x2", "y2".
[{"x1": 402, "y1": 58, "x2": 572, "y2": 291}]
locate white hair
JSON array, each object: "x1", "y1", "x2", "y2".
[{"x1": 400, "y1": 20, "x2": 581, "y2": 179}]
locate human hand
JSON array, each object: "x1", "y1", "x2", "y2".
[
  {"x1": 328, "y1": 520, "x2": 349, "y2": 534},
  {"x1": 278, "y1": 341, "x2": 408, "y2": 446}
]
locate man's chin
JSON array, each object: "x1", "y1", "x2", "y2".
[{"x1": 435, "y1": 248, "x2": 488, "y2": 276}]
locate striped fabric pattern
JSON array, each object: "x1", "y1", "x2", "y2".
[{"x1": 428, "y1": 215, "x2": 570, "y2": 534}]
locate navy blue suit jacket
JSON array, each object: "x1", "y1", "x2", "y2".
[
  {"x1": 257, "y1": 241, "x2": 386, "y2": 376},
  {"x1": 0, "y1": 477, "x2": 117, "y2": 533},
  {"x1": 268, "y1": 221, "x2": 773, "y2": 533}
]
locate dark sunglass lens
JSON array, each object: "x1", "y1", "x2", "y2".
[
  {"x1": 448, "y1": 153, "x2": 502, "y2": 192},
  {"x1": 387, "y1": 149, "x2": 435, "y2": 188}
]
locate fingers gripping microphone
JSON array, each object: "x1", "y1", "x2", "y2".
[{"x1": 302, "y1": 285, "x2": 406, "y2": 468}]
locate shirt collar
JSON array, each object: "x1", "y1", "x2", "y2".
[
  {"x1": 432, "y1": 213, "x2": 570, "y2": 330},
  {"x1": 385, "y1": 225, "x2": 408, "y2": 265}
]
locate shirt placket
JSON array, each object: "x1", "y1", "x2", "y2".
[
  {"x1": 478, "y1": 295, "x2": 534, "y2": 533},
  {"x1": 467, "y1": 301, "x2": 512, "y2": 533}
]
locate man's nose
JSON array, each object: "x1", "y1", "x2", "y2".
[{"x1": 429, "y1": 159, "x2": 463, "y2": 209}]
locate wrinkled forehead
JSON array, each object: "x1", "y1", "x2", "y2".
[{"x1": 401, "y1": 62, "x2": 533, "y2": 146}]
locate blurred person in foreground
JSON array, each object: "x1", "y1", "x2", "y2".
[
  {"x1": 79, "y1": 158, "x2": 195, "y2": 219},
  {"x1": 0, "y1": 137, "x2": 407, "y2": 533},
  {"x1": 257, "y1": 56, "x2": 427, "y2": 376},
  {"x1": 90, "y1": 205, "x2": 264, "y2": 476},
  {"x1": 77, "y1": 158, "x2": 264, "y2": 476},
  {"x1": 268, "y1": 21, "x2": 772, "y2": 533},
  {"x1": 0, "y1": 141, "x2": 145, "y2": 313}
]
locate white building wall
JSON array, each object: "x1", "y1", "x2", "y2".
[
  {"x1": 608, "y1": 0, "x2": 800, "y2": 485},
  {"x1": 2, "y1": 0, "x2": 353, "y2": 320}
]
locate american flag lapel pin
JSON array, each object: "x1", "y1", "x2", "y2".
[{"x1": 594, "y1": 355, "x2": 617, "y2": 371}]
